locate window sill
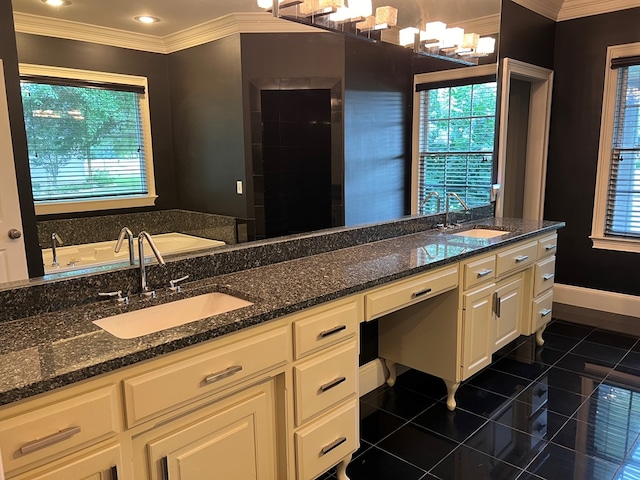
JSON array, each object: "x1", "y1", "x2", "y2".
[
  {"x1": 34, "y1": 195, "x2": 158, "y2": 215},
  {"x1": 590, "y1": 235, "x2": 640, "y2": 253}
]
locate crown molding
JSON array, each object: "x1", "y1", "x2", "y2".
[
  {"x1": 557, "y1": 0, "x2": 640, "y2": 21},
  {"x1": 453, "y1": 13, "x2": 501, "y2": 36},
  {"x1": 510, "y1": 0, "x2": 563, "y2": 20},
  {"x1": 13, "y1": 12, "x2": 168, "y2": 53},
  {"x1": 13, "y1": 12, "x2": 322, "y2": 55},
  {"x1": 163, "y1": 13, "x2": 321, "y2": 54}
]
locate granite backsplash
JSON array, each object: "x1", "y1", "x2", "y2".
[
  {"x1": 2, "y1": 206, "x2": 493, "y2": 323},
  {"x1": 36, "y1": 209, "x2": 237, "y2": 247}
]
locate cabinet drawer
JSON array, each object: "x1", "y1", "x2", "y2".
[
  {"x1": 533, "y1": 256, "x2": 556, "y2": 297},
  {"x1": 123, "y1": 326, "x2": 288, "y2": 427},
  {"x1": 537, "y1": 233, "x2": 558, "y2": 259},
  {"x1": 532, "y1": 290, "x2": 554, "y2": 331},
  {"x1": 0, "y1": 386, "x2": 119, "y2": 474},
  {"x1": 496, "y1": 241, "x2": 537, "y2": 277},
  {"x1": 293, "y1": 300, "x2": 358, "y2": 360},
  {"x1": 295, "y1": 399, "x2": 358, "y2": 480},
  {"x1": 462, "y1": 254, "x2": 496, "y2": 290},
  {"x1": 294, "y1": 342, "x2": 357, "y2": 426},
  {"x1": 364, "y1": 265, "x2": 458, "y2": 321}
]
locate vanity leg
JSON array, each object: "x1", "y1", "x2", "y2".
[
  {"x1": 535, "y1": 324, "x2": 547, "y2": 346},
  {"x1": 444, "y1": 380, "x2": 459, "y2": 411},
  {"x1": 384, "y1": 359, "x2": 397, "y2": 387},
  {"x1": 335, "y1": 454, "x2": 352, "y2": 480}
]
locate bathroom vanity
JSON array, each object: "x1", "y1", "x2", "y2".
[{"x1": 0, "y1": 218, "x2": 562, "y2": 480}]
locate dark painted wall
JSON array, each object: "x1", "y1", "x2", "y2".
[
  {"x1": 168, "y1": 35, "x2": 245, "y2": 219},
  {"x1": 15, "y1": 33, "x2": 179, "y2": 214},
  {"x1": 545, "y1": 7, "x2": 640, "y2": 296},
  {"x1": 344, "y1": 37, "x2": 413, "y2": 225},
  {"x1": 0, "y1": 2, "x2": 42, "y2": 277},
  {"x1": 500, "y1": 0, "x2": 555, "y2": 69}
]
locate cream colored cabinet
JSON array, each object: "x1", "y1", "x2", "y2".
[
  {"x1": 290, "y1": 298, "x2": 361, "y2": 480},
  {"x1": 492, "y1": 273, "x2": 525, "y2": 352},
  {"x1": 461, "y1": 282, "x2": 495, "y2": 380},
  {"x1": 0, "y1": 384, "x2": 122, "y2": 479},
  {"x1": 12, "y1": 444, "x2": 123, "y2": 480},
  {"x1": 379, "y1": 232, "x2": 558, "y2": 412},
  {"x1": 522, "y1": 233, "x2": 557, "y2": 344},
  {"x1": 133, "y1": 381, "x2": 277, "y2": 480}
]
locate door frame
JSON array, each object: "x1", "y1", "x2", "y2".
[
  {"x1": 495, "y1": 58, "x2": 554, "y2": 220},
  {"x1": 0, "y1": 58, "x2": 29, "y2": 282}
]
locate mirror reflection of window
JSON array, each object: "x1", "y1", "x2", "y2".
[
  {"x1": 417, "y1": 79, "x2": 497, "y2": 215},
  {"x1": 18, "y1": 65, "x2": 156, "y2": 216}
]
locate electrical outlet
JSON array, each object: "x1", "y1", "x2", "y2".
[{"x1": 236, "y1": 181, "x2": 243, "y2": 195}]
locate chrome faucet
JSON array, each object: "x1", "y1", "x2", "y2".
[
  {"x1": 138, "y1": 231, "x2": 165, "y2": 298},
  {"x1": 50, "y1": 232, "x2": 64, "y2": 267},
  {"x1": 114, "y1": 227, "x2": 135, "y2": 265},
  {"x1": 445, "y1": 192, "x2": 471, "y2": 227},
  {"x1": 420, "y1": 191, "x2": 441, "y2": 214}
]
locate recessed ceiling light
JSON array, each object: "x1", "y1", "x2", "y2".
[
  {"x1": 134, "y1": 15, "x2": 161, "y2": 24},
  {"x1": 41, "y1": 0, "x2": 72, "y2": 6}
]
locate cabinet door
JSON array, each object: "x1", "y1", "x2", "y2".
[
  {"x1": 14, "y1": 444, "x2": 122, "y2": 480},
  {"x1": 144, "y1": 381, "x2": 276, "y2": 480},
  {"x1": 493, "y1": 273, "x2": 524, "y2": 352},
  {"x1": 462, "y1": 283, "x2": 495, "y2": 380}
]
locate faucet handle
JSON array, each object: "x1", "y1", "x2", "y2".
[
  {"x1": 168, "y1": 275, "x2": 189, "y2": 293},
  {"x1": 99, "y1": 290, "x2": 129, "y2": 305}
]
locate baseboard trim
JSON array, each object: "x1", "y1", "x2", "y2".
[
  {"x1": 358, "y1": 359, "x2": 386, "y2": 396},
  {"x1": 554, "y1": 283, "x2": 640, "y2": 318}
]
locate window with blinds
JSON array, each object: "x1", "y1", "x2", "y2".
[
  {"x1": 417, "y1": 81, "x2": 496, "y2": 215},
  {"x1": 20, "y1": 77, "x2": 150, "y2": 207},
  {"x1": 606, "y1": 64, "x2": 640, "y2": 237}
]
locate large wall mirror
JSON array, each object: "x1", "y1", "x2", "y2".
[{"x1": 4, "y1": 0, "x2": 501, "y2": 285}]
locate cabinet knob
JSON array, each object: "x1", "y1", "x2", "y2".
[{"x1": 7, "y1": 228, "x2": 22, "y2": 239}]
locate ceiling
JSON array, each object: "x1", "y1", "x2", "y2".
[{"x1": 11, "y1": 0, "x2": 501, "y2": 38}]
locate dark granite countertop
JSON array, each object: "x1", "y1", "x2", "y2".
[{"x1": 0, "y1": 218, "x2": 563, "y2": 406}]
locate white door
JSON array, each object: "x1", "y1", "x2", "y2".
[{"x1": 0, "y1": 59, "x2": 29, "y2": 283}]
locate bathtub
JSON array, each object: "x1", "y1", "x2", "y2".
[{"x1": 42, "y1": 232, "x2": 225, "y2": 274}]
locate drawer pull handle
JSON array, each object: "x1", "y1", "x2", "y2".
[
  {"x1": 545, "y1": 244, "x2": 556, "y2": 251},
  {"x1": 515, "y1": 255, "x2": 529, "y2": 263},
  {"x1": 543, "y1": 273, "x2": 555, "y2": 281},
  {"x1": 20, "y1": 426, "x2": 81, "y2": 455},
  {"x1": 321, "y1": 436, "x2": 347, "y2": 456},
  {"x1": 540, "y1": 309, "x2": 552, "y2": 317},
  {"x1": 320, "y1": 325, "x2": 347, "y2": 338},
  {"x1": 204, "y1": 365, "x2": 243, "y2": 385},
  {"x1": 320, "y1": 376, "x2": 347, "y2": 393},
  {"x1": 477, "y1": 269, "x2": 493, "y2": 278},
  {"x1": 412, "y1": 288, "x2": 432, "y2": 299},
  {"x1": 111, "y1": 465, "x2": 119, "y2": 480}
]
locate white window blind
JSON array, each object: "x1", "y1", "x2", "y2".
[
  {"x1": 606, "y1": 64, "x2": 640, "y2": 238},
  {"x1": 417, "y1": 81, "x2": 496, "y2": 215},
  {"x1": 20, "y1": 79, "x2": 148, "y2": 204}
]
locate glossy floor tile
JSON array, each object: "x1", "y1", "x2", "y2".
[{"x1": 340, "y1": 318, "x2": 640, "y2": 480}]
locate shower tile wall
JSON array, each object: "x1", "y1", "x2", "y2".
[{"x1": 260, "y1": 89, "x2": 333, "y2": 238}]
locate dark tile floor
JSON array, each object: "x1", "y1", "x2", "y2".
[{"x1": 321, "y1": 318, "x2": 640, "y2": 479}]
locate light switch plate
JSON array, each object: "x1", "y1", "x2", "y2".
[{"x1": 236, "y1": 181, "x2": 243, "y2": 195}]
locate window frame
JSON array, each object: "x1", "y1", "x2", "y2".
[
  {"x1": 591, "y1": 42, "x2": 640, "y2": 253},
  {"x1": 411, "y1": 64, "x2": 498, "y2": 215},
  {"x1": 19, "y1": 63, "x2": 157, "y2": 215}
]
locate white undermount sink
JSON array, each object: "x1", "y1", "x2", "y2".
[
  {"x1": 93, "y1": 292, "x2": 253, "y2": 339},
  {"x1": 451, "y1": 228, "x2": 510, "y2": 239}
]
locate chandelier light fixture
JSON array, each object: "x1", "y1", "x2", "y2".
[{"x1": 256, "y1": 0, "x2": 495, "y2": 63}]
